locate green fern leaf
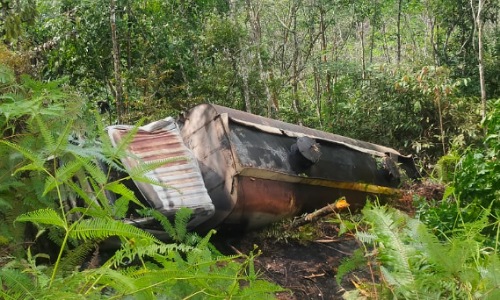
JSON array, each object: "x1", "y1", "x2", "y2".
[
  {"x1": 363, "y1": 206, "x2": 412, "y2": 270},
  {"x1": 109, "y1": 121, "x2": 143, "y2": 158},
  {"x1": 174, "y1": 207, "x2": 193, "y2": 242},
  {"x1": 111, "y1": 242, "x2": 196, "y2": 268},
  {"x1": 35, "y1": 115, "x2": 56, "y2": 153},
  {"x1": 361, "y1": 205, "x2": 417, "y2": 292},
  {"x1": 105, "y1": 181, "x2": 143, "y2": 208},
  {"x1": 15, "y1": 208, "x2": 66, "y2": 229},
  {"x1": 0, "y1": 268, "x2": 37, "y2": 299},
  {"x1": 77, "y1": 157, "x2": 108, "y2": 185},
  {"x1": 43, "y1": 160, "x2": 83, "y2": 196},
  {"x1": 355, "y1": 231, "x2": 376, "y2": 244},
  {"x1": 146, "y1": 209, "x2": 176, "y2": 239},
  {"x1": 0, "y1": 140, "x2": 45, "y2": 172},
  {"x1": 126, "y1": 156, "x2": 186, "y2": 178},
  {"x1": 0, "y1": 64, "x2": 15, "y2": 84},
  {"x1": 57, "y1": 241, "x2": 97, "y2": 273},
  {"x1": 65, "y1": 180, "x2": 104, "y2": 213},
  {"x1": 53, "y1": 121, "x2": 73, "y2": 153},
  {"x1": 195, "y1": 229, "x2": 216, "y2": 250},
  {"x1": 70, "y1": 218, "x2": 159, "y2": 243},
  {"x1": 336, "y1": 248, "x2": 366, "y2": 285}
]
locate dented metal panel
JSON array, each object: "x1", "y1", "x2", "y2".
[
  {"x1": 179, "y1": 104, "x2": 420, "y2": 230},
  {"x1": 107, "y1": 118, "x2": 214, "y2": 228}
]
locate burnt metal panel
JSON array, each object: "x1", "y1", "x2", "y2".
[
  {"x1": 207, "y1": 104, "x2": 405, "y2": 157},
  {"x1": 179, "y1": 104, "x2": 420, "y2": 230},
  {"x1": 228, "y1": 124, "x2": 398, "y2": 186},
  {"x1": 107, "y1": 118, "x2": 214, "y2": 228}
]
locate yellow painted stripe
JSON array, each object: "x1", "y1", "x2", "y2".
[{"x1": 238, "y1": 168, "x2": 401, "y2": 196}]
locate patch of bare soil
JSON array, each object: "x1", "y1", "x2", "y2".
[
  {"x1": 214, "y1": 182, "x2": 444, "y2": 299},
  {"x1": 215, "y1": 222, "x2": 364, "y2": 300}
]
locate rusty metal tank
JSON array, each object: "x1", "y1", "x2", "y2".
[{"x1": 178, "y1": 104, "x2": 420, "y2": 231}]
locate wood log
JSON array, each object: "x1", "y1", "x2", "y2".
[{"x1": 291, "y1": 197, "x2": 349, "y2": 228}]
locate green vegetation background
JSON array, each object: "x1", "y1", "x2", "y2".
[{"x1": 1, "y1": 0, "x2": 499, "y2": 298}]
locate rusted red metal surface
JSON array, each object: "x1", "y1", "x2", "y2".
[
  {"x1": 179, "y1": 104, "x2": 420, "y2": 231},
  {"x1": 106, "y1": 118, "x2": 214, "y2": 228}
]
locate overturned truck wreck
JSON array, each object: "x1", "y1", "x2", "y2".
[{"x1": 107, "y1": 104, "x2": 420, "y2": 232}]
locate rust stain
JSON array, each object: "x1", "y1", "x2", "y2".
[{"x1": 107, "y1": 119, "x2": 214, "y2": 227}]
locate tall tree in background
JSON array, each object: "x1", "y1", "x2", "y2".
[
  {"x1": 471, "y1": 0, "x2": 487, "y2": 118},
  {"x1": 110, "y1": 0, "x2": 123, "y2": 122}
]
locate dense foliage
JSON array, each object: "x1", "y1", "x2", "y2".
[
  {"x1": 3, "y1": 0, "x2": 497, "y2": 166},
  {"x1": 337, "y1": 203, "x2": 500, "y2": 299},
  {"x1": 336, "y1": 100, "x2": 500, "y2": 298},
  {"x1": 0, "y1": 65, "x2": 282, "y2": 298},
  {"x1": 2, "y1": 0, "x2": 500, "y2": 298}
]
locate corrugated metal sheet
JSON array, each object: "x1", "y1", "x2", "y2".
[{"x1": 106, "y1": 118, "x2": 214, "y2": 228}]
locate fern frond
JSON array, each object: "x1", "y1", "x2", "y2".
[
  {"x1": 15, "y1": 208, "x2": 66, "y2": 229},
  {"x1": 0, "y1": 268, "x2": 37, "y2": 300},
  {"x1": 73, "y1": 156, "x2": 107, "y2": 185},
  {"x1": 146, "y1": 209, "x2": 176, "y2": 239},
  {"x1": 66, "y1": 143, "x2": 110, "y2": 166},
  {"x1": 363, "y1": 206, "x2": 412, "y2": 269},
  {"x1": 104, "y1": 181, "x2": 143, "y2": 208},
  {"x1": 336, "y1": 248, "x2": 366, "y2": 285},
  {"x1": 65, "y1": 180, "x2": 103, "y2": 213},
  {"x1": 238, "y1": 279, "x2": 285, "y2": 299},
  {"x1": 88, "y1": 177, "x2": 112, "y2": 212},
  {"x1": 112, "y1": 242, "x2": 196, "y2": 268},
  {"x1": 0, "y1": 64, "x2": 15, "y2": 84},
  {"x1": 57, "y1": 241, "x2": 97, "y2": 273},
  {"x1": 126, "y1": 156, "x2": 186, "y2": 178},
  {"x1": 109, "y1": 121, "x2": 143, "y2": 158},
  {"x1": 0, "y1": 140, "x2": 45, "y2": 173},
  {"x1": 89, "y1": 267, "x2": 139, "y2": 296},
  {"x1": 70, "y1": 218, "x2": 159, "y2": 243},
  {"x1": 35, "y1": 115, "x2": 56, "y2": 153},
  {"x1": 43, "y1": 160, "x2": 83, "y2": 196},
  {"x1": 195, "y1": 229, "x2": 216, "y2": 250},
  {"x1": 53, "y1": 120, "x2": 74, "y2": 154},
  {"x1": 355, "y1": 231, "x2": 376, "y2": 244},
  {"x1": 174, "y1": 207, "x2": 193, "y2": 242},
  {"x1": 0, "y1": 196, "x2": 13, "y2": 209},
  {"x1": 380, "y1": 265, "x2": 414, "y2": 287}
]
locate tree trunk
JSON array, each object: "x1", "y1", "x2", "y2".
[
  {"x1": 472, "y1": 0, "x2": 487, "y2": 118},
  {"x1": 319, "y1": 5, "x2": 328, "y2": 127},
  {"x1": 359, "y1": 21, "x2": 366, "y2": 79},
  {"x1": 291, "y1": 1, "x2": 302, "y2": 125},
  {"x1": 246, "y1": 0, "x2": 274, "y2": 117},
  {"x1": 126, "y1": 1, "x2": 132, "y2": 71},
  {"x1": 382, "y1": 23, "x2": 391, "y2": 64},
  {"x1": 396, "y1": 0, "x2": 402, "y2": 64},
  {"x1": 110, "y1": 0, "x2": 124, "y2": 122},
  {"x1": 230, "y1": 0, "x2": 252, "y2": 113}
]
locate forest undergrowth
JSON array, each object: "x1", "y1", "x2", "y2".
[{"x1": 1, "y1": 56, "x2": 500, "y2": 298}]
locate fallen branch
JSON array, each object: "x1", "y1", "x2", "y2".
[
  {"x1": 291, "y1": 197, "x2": 349, "y2": 229},
  {"x1": 304, "y1": 273, "x2": 326, "y2": 280}
]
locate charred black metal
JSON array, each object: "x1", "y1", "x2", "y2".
[
  {"x1": 178, "y1": 104, "x2": 421, "y2": 230},
  {"x1": 289, "y1": 136, "x2": 321, "y2": 172}
]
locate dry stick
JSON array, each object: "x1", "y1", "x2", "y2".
[{"x1": 291, "y1": 197, "x2": 349, "y2": 229}]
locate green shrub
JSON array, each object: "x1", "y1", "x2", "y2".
[
  {"x1": 337, "y1": 203, "x2": 500, "y2": 300},
  {"x1": 0, "y1": 64, "x2": 283, "y2": 299},
  {"x1": 454, "y1": 99, "x2": 500, "y2": 213}
]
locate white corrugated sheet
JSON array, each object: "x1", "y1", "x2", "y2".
[{"x1": 106, "y1": 117, "x2": 214, "y2": 228}]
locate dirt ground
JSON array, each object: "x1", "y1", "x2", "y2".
[
  {"x1": 214, "y1": 181, "x2": 445, "y2": 299},
  {"x1": 215, "y1": 221, "x2": 362, "y2": 299}
]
